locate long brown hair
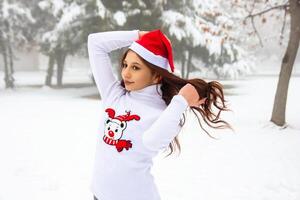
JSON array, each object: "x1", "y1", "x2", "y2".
[{"x1": 120, "y1": 49, "x2": 233, "y2": 157}]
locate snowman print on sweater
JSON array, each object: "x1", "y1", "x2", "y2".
[{"x1": 103, "y1": 108, "x2": 140, "y2": 152}]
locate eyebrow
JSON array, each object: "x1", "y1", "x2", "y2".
[{"x1": 123, "y1": 61, "x2": 142, "y2": 66}]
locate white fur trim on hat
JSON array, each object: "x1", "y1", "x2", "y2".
[{"x1": 128, "y1": 42, "x2": 171, "y2": 72}]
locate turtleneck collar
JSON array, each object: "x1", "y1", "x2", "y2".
[
  {"x1": 125, "y1": 83, "x2": 166, "y2": 106},
  {"x1": 127, "y1": 83, "x2": 162, "y2": 96}
]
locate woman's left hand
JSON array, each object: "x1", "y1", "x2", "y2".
[{"x1": 178, "y1": 83, "x2": 206, "y2": 107}]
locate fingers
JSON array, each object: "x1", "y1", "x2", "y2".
[
  {"x1": 139, "y1": 31, "x2": 149, "y2": 39},
  {"x1": 199, "y1": 97, "x2": 207, "y2": 105},
  {"x1": 193, "y1": 97, "x2": 206, "y2": 107}
]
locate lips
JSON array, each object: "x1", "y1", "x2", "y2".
[{"x1": 124, "y1": 80, "x2": 134, "y2": 85}]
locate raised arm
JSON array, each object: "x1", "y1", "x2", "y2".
[
  {"x1": 87, "y1": 30, "x2": 139, "y2": 103},
  {"x1": 142, "y1": 94, "x2": 189, "y2": 152}
]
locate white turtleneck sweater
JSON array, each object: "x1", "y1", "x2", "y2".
[{"x1": 87, "y1": 30, "x2": 189, "y2": 200}]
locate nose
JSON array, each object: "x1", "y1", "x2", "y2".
[
  {"x1": 108, "y1": 130, "x2": 114, "y2": 137},
  {"x1": 122, "y1": 67, "x2": 131, "y2": 79}
]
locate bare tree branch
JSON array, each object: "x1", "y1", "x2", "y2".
[
  {"x1": 244, "y1": 1, "x2": 290, "y2": 47},
  {"x1": 280, "y1": 7, "x2": 288, "y2": 45},
  {"x1": 245, "y1": 2, "x2": 290, "y2": 19},
  {"x1": 245, "y1": 0, "x2": 264, "y2": 47},
  {"x1": 251, "y1": 16, "x2": 264, "y2": 47}
]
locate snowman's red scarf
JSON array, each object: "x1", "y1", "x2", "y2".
[{"x1": 103, "y1": 136, "x2": 132, "y2": 152}]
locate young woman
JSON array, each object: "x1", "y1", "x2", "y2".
[{"x1": 87, "y1": 29, "x2": 231, "y2": 200}]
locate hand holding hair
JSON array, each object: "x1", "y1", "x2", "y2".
[
  {"x1": 138, "y1": 31, "x2": 149, "y2": 39},
  {"x1": 178, "y1": 83, "x2": 206, "y2": 107}
]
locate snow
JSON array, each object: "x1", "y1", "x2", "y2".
[
  {"x1": 56, "y1": 2, "x2": 83, "y2": 31},
  {"x1": 128, "y1": 8, "x2": 141, "y2": 16},
  {"x1": 50, "y1": 0, "x2": 65, "y2": 16},
  {"x1": 2, "y1": 0, "x2": 35, "y2": 22},
  {"x1": 113, "y1": 11, "x2": 127, "y2": 26},
  {"x1": 40, "y1": 1, "x2": 85, "y2": 44},
  {"x1": 0, "y1": 71, "x2": 299, "y2": 200},
  {"x1": 95, "y1": 0, "x2": 106, "y2": 19},
  {"x1": 162, "y1": 11, "x2": 187, "y2": 41},
  {"x1": 38, "y1": 0, "x2": 65, "y2": 17},
  {"x1": 208, "y1": 36, "x2": 222, "y2": 55},
  {"x1": 137, "y1": 0, "x2": 147, "y2": 8},
  {"x1": 37, "y1": 1, "x2": 50, "y2": 11}
]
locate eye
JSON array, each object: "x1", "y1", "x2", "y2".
[
  {"x1": 115, "y1": 129, "x2": 118, "y2": 132},
  {"x1": 132, "y1": 65, "x2": 140, "y2": 70},
  {"x1": 122, "y1": 63, "x2": 127, "y2": 68},
  {"x1": 108, "y1": 127, "x2": 110, "y2": 130}
]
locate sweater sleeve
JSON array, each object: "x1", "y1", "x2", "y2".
[
  {"x1": 142, "y1": 94, "x2": 189, "y2": 152},
  {"x1": 87, "y1": 30, "x2": 139, "y2": 104}
]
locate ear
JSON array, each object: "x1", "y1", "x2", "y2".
[{"x1": 153, "y1": 74, "x2": 162, "y2": 84}]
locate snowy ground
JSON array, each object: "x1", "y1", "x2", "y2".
[{"x1": 0, "y1": 71, "x2": 299, "y2": 200}]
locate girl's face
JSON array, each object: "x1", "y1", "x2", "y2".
[{"x1": 121, "y1": 50, "x2": 161, "y2": 91}]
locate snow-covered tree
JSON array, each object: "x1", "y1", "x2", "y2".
[
  {"x1": 33, "y1": 0, "x2": 112, "y2": 87},
  {"x1": 30, "y1": 0, "x2": 159, "y2": 87},
  {"x1": 0, "y1": 0, "x2": 35, "y2": 88},
  {"x1": 35, "y1": 0, "x2": 85, "y2": 86},
  {"x1": 160, "y1": 0, "x2": 254, "y2": 79}
]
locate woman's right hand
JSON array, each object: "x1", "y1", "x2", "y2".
[
  {"x1": 138, "y1": 31, "x2": 149, "y2": 39},
  {"x1": 139, "y1": 30, "x2": 172, "y2": 43},
  {"x1": 178, "y1": 83, "x2": 206, "y2": 107}
]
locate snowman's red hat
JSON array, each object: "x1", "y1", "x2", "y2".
[{"x1": 129, "y1": 29, "x2": 174, "y2": 73}]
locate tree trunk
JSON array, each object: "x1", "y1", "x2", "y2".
[
  {"x1": 185, "y1": 49, "x2": 193, "y2": 79},
  {"x1": 2, "y1": 44, "x2": 9, "y2": 88},
  {"x1": 7, "y1": 37, "x2": 15, "y2": 87},
  {"x1": 181, "y1": 53, "x2": 186, "y2": 78},
  {"x1": 2, "y1": 42, "x2": 14, "y2": 88},
  {"x1": 45, "y1": 53, "x2": 55, "y2": 86},
  {"x1": 2, "y1": 20, "x2": 14, "y2": 89},
  {"x1": 56, "y1": 49, "x2": 66, "y2": 87},
  {"x1": 270, "y1": 0, "x2": 300, "y2": 126}
]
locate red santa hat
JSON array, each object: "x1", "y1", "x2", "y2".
[{"x1": 128, "y1": 29, "x2": 175, "y2": 73}]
